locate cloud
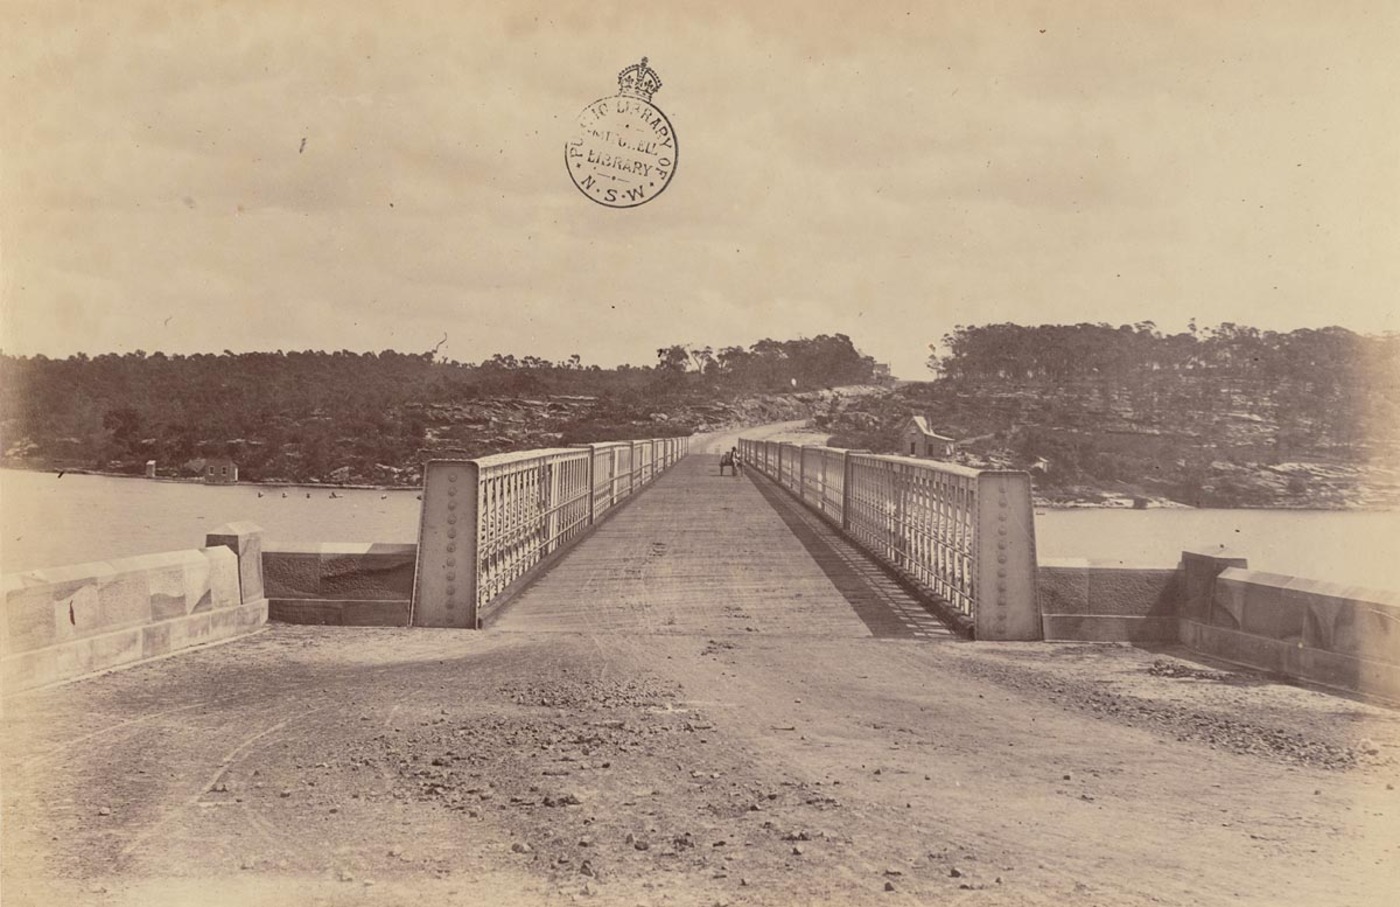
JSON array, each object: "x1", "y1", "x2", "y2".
[{"x1": 3, "y1": 1, "x2": 1397, "y2": 379}]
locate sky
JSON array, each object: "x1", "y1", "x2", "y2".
[{"x1": 2, "y1": 1, "x2": 1397, "y2": 378}]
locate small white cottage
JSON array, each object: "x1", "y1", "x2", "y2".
[
  {"x1": 900, "y1": 416, "x2": 957, "y2": 459},
  {"x1": 204, "y1": 457, "x2": 238, "y2": 484}
]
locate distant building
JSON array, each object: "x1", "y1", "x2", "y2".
[
  {"x1": 900, "y1": 416, "x2": 956, "y2": 459},
  {"x1": 204, "y1": 457, "x2": 238, "y2": 484},
  {"x1": 145, "y1": 460, "x2": 157, "y2": 478}
]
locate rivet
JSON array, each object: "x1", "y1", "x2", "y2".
[
  {"x1": 446, "y1": 557, "x2": 455, "y2": 566},
  {"x1": 448, "y1": 501, "x2": 457, "y2": 510},
  {"x1": 998, "y1": 555, "x2": 1007, "y2": 564},
  {"x1": 447, "y1": 544, "x2": 455, "y2": 553},
  {"x1": 448, "y1": 486, "x2": 457, "y2": 496},
  {"x1": 446, "y1": 585, "x2": 456, "y2": 595},
  {"x1": 449, "y1": 473, "x2": 458, "y2": 482},
  {"x1": 447, "y1": 529, "x2": 456, "y2": 538},
  {"x1": 447, "y1": 515, "x2": 457, "y2": 524},
  {"x1": 447, "y1": 572, "x2": 456, "y2": 581}
]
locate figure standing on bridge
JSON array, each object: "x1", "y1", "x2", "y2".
[{"x1": 719, "y1": 446, "x2": 741, "y2": 477}]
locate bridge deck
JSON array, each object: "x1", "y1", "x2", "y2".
[{"x1": 493, "y1": 452, "x2": 956, "y2": 639}]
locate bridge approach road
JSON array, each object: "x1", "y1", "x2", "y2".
[{"x1": 3, "y1": 430, "x2": 1398, "y2": 906}]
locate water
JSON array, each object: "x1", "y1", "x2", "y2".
[
  {"x1": 3, "y1": 467, "x2": 1398, "y2": 592},
  {"x1": 1, "y1": 468, "x2": 421, "y2": 574},
  {"x1": 1034, "y1": 507, "x2": 1400, "y2": 592}
]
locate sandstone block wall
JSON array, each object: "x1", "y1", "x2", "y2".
[
  {"x1": 1038, "y1": 558, "x2": 1181, "y2": 642},
  {"x1": 2, "y1": 546, "x2": 265, "y2": 695},
  {"x1": 1038, "y1": 548, "x2": 1400, "y2": 702},
  {"x1": 1183, "y1": 568, "x2": 1400, "y2": 702},
  {"x1": 263, "y1": 542, "x2": 415, "y2": 626}
]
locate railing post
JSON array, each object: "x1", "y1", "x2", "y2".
[
  {"x1": 894, "y1": 463, "x2": 907, "y2": 568},
  {"x1": 543, "y1": 461, "x2": 556, "y2": 555},
  {"x1": 586, "y1": 445, "x2": 597, "y2": 526},
  {"x1": 841, "y1": 450, "x2": 866, "y2": 531},
  {"x1": 612, "y1": 446, "x2": 621, "y2": 506},
  {"x1": 413, "y1": 460, "x2": 480, "y2": 628},
  {"x1": 974, "y1": 472, "x2": 1039, "y2": 640}
]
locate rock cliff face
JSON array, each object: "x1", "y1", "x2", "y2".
[
  {"x1": 817, "y1": 381, "x2": 1400, "y2": 510},
  {"x1": 411, "y1": 392, "x2": 819, "y2": 456},
  {"x1": 2, "y1": 392, "x2": 826, "y2": 488}
]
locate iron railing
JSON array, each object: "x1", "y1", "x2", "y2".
[
  {"x1": 738, "y1": 438, "x2": 1037, "y2": 640},
  {"x1": 413, "y1": 435, "x2": 690, "y2": 627}
]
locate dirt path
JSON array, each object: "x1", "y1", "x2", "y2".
[
  {"x1": 696, "y1": 420, "x2": 832, "y2": 454},
  {"x1": 4, "y1": 444, "x2": 1399, "y2": 906},
  {"x1": 5, "y1": 625, "x2": 1397, "y2": 907}
]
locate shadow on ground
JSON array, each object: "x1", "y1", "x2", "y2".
[{"x1": 746, "y1": 472, "x2": 959, "y2": 641}]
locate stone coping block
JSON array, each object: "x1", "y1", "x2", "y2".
[
  {"x1": 1180, "y1": 618, "x2": 1400, "y2": 703},
  {"x1": 263, "y1": 542, "x2": 416, "y2": 601},
  {"x1": 1215, "y1": 568, "x2": 1400, "y2": 663},
  {"x1": 1214, "y1": 569, "x2": 1302, "y2": 638},
  {"x1": 263, "y1": 541, "x2": 417, "y2": 556},
  {"x1": 206, "y1": 522, "x2": 266, "y2": 604},
  {"x1": 1038, "y1": 557, "x2": 1180, "y2": 570},
  {"x1": 1038, "y1": 561, "x2": 1181, "y2": 619},
  {"x1": 3, "y1": 547, "x2": 240, "y2": 658},
  {"x1": 3, "y1": 598, "x2": 266, "y2": 695},
  {"x1": 1181, "y1": 549, "x2": 1249, "y2": 624}
]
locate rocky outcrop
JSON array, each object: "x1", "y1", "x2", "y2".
[{"x1": 815, "y1": 383, "x2": 1399, "y2": 510}]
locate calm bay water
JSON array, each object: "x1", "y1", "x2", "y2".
[
  {"x1": 1033, "y1": 506, "x2": 1400, "y2": 592},
  {"x1": 3, "y1": 467, "x2": 1398, "y2": 592},
  {"x1": 1, "y1": 468, "x2": 422, "y2": 575}
]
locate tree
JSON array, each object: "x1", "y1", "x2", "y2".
[
  {"x1": 655, "y1": 345, "x2": 690, "y2": 372},
  {"x1": 102, "y1": 405, "x2": 143, "y2": 449}
]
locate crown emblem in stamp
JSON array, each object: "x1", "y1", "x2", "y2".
[{"x1": 565, "y1": 57, "x2": 677, "y2": 208}]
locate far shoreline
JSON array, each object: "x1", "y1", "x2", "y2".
[
  {"x1": 0, "y1": 462, "x2": 418, "y2": 493},
  {"x1": 4, "y1": 461, "x2": 1398, "y2": 513}
]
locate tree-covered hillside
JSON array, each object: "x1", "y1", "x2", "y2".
[
  {"x1": 0, "y1": 335, "x2": 882, "y2": 484},
  {"x1": 822, "y1": 322, "x2": 1400, "y2": 508}
]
